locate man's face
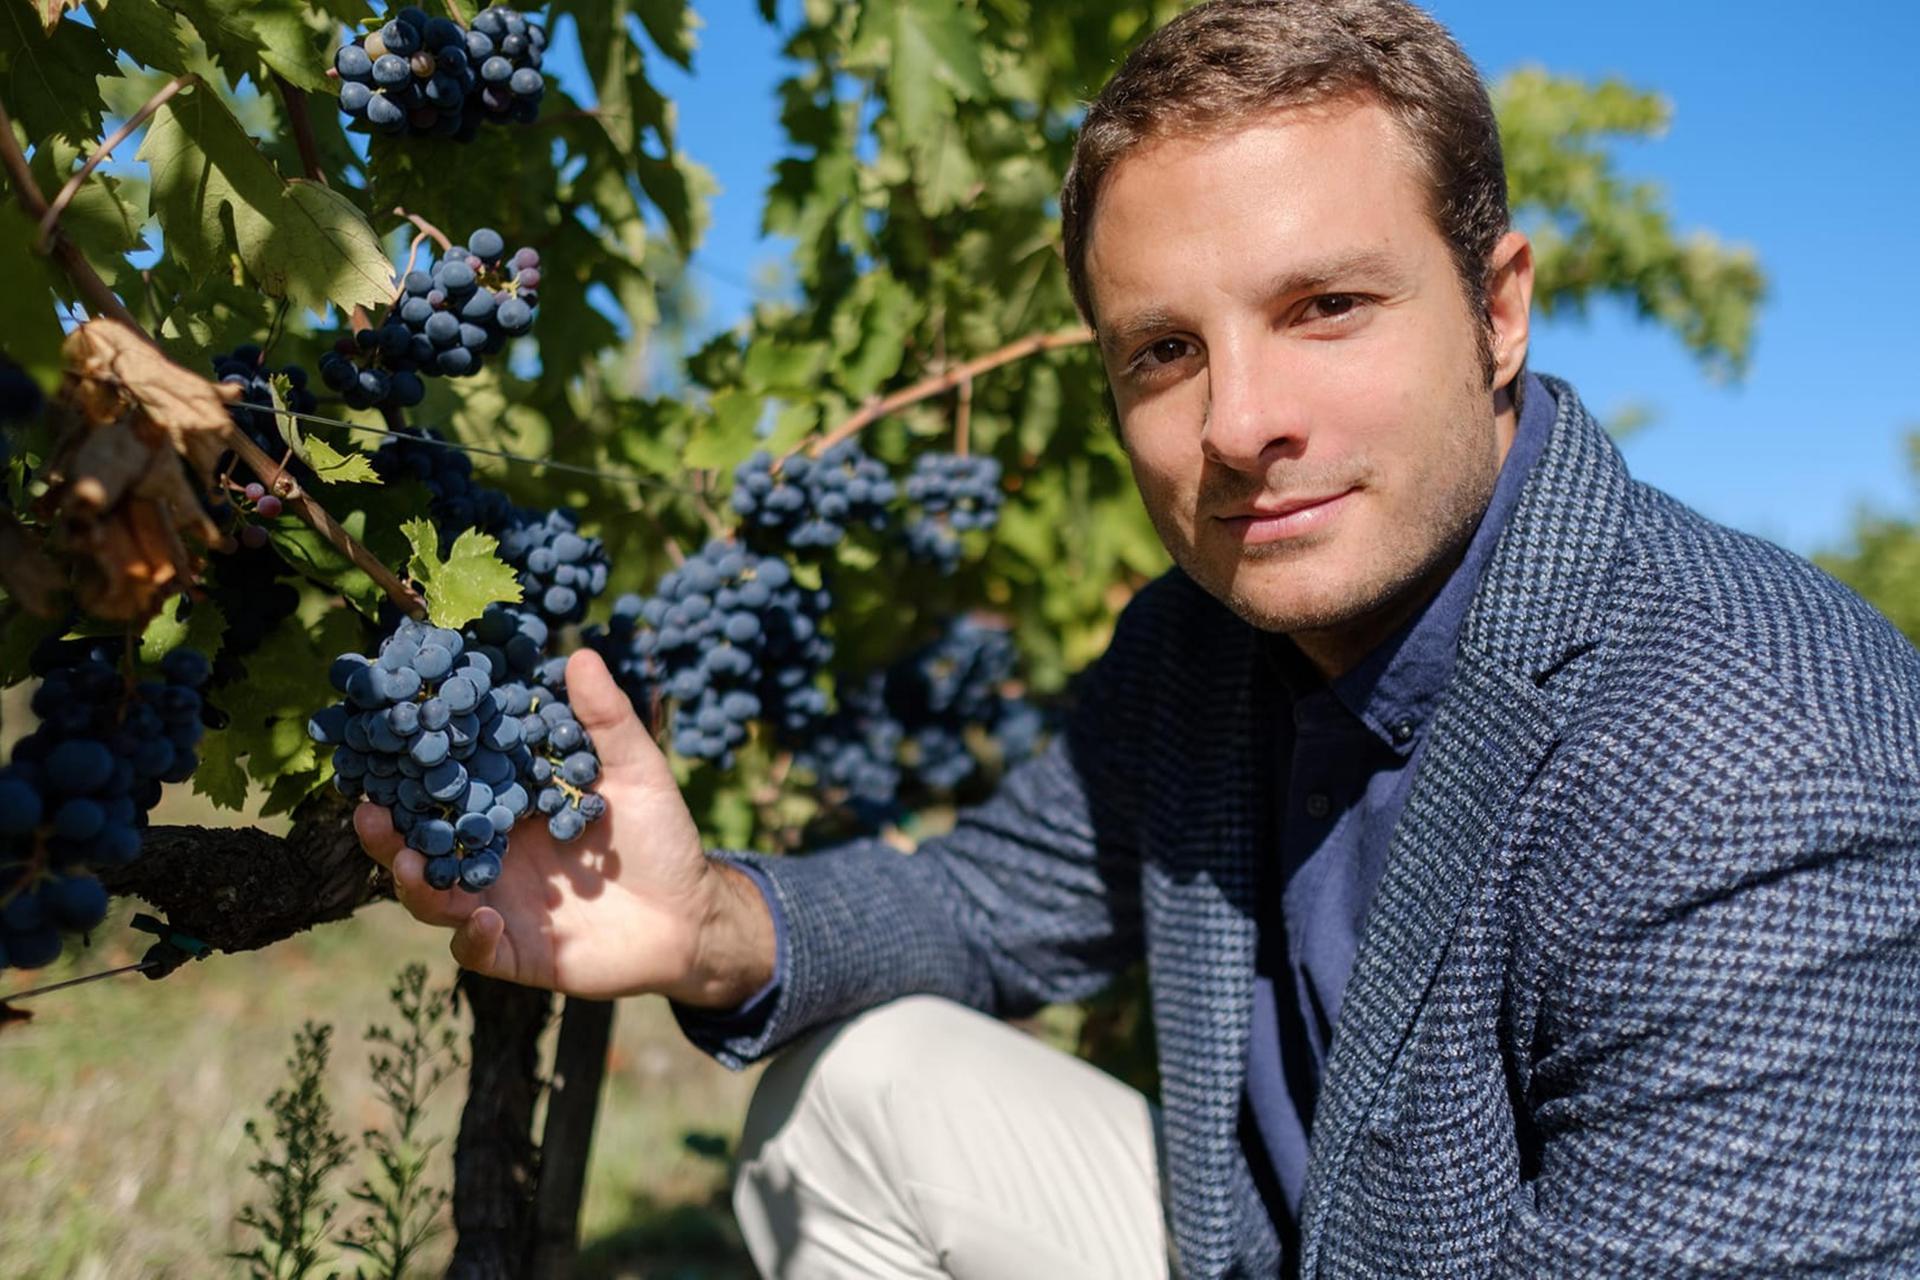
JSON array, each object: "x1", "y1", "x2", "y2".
[{"x1": 1085, "y1": 98, "x2": 1529, "y2": 669}]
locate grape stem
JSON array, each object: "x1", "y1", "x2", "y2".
[
  {"x1": 38, "y1": 74, "x2": 197, "y2": 250},
  {"x1": 799, "y1": 327, "x2": 1093, "y2": 461},
  {"x1": 274, "y1": 75, "x2": 328, "y2": 186},
  {"x1": 393, "y1": 207, "x2": 454, "y2": 253},
  {"x1": 0, "y1": 98, "x2": 150, "y2": 338},
  {"x1": 443, "y1": 0, "x2": 470, "y2": 25}
]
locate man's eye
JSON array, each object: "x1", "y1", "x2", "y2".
[
  {"x1": 1141, "y1": 337, "x2": 1193, "y2": 366},
  {"x1": 1307, "y1": 294, "x2": 1361, "y2": 320}
]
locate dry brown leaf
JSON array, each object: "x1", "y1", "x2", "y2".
[
  {"x1": 0, "y1": 513, "x2": 68, "y2": 617},
  {"x1": 38, "y1": 319, "x2": 235, "y2": 621}
]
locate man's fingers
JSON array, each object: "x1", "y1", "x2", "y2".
[
  {"x1": 355, "y1": 802, "x2": 405, "y2": 869},
  {"x1": 386, "y1": 844, "x2": 478, "y2": 929},
  {"x1": 450, "y1": 906, "x2": 507, "y2": 975},
  {"x1": 566, "y1": 647, "x2": 674, "y2": 781}
]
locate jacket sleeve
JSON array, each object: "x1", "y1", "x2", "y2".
[
  {"x1": 1496, "y1": 762, "x2": 1920, "y2": 1276},
  {"x1": 674, "y1": 584, "x2": 1162, "y2": 1071}
]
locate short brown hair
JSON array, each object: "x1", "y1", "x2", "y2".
[{"x1": 1061, "y1": 0, "x2": 1512, "y2": 387}]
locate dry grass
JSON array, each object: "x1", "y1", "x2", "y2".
[{"x1": 0, "y1": 894, "x2": 761, "y2": 1278}]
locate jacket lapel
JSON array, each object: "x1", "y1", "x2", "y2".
[
  {"x1": 1144, "y1": 588, "x2": 1267, "y2": 1279},
  {"x1": 1295, "y1": 377, "x2": 1633, "y2": 1276}
]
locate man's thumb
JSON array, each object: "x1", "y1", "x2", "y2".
[{"x1": 564, "y1": 647, "x2": 672, "y2": 781}]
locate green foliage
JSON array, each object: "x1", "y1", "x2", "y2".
[
  {"x1": 1497, "y1": 68, "x2": 1768, "y2": 379},
  {"x1": 337, "y1": 963, "x2": 463, "y2": 1280},
  {"x1": 1818, "y1": 431, "x2": 1920, "y2": 645},
  {"x1": 7, "y1": 0, "x2": 1774, "y2": 923},
  {"x1": 402, "y1": 519, "x2": 522, "y2": 630},
  {"x1": 232, "y1": 1021, "x2": 355, "y2": 1280}
]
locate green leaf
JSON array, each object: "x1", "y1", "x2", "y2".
[
  {"x1": 297, "y1": 434, "x2": 380, "y2": 485},
  {"x1": 0, "y1": 5, "x2": 116, "y2": 144},
  {"x1": 89, "y1": 0, "x2": 193, "y2": 75},
  {"x1": 139, "y1": 594, "x2": 228, "y2": 666},
  {"x1": 138, "y1": 86, "x2": 391, "y2": 313},
  {"x1": 0, "y1": 608, "x2": 69, "y2": 688},
  {"x1": 192, "y1": 728, "x2": 251, "y2": 810},
  {"x1": 0, "y1": 205, "x2": 67, "y2": 389},
  {"x1": 681, "y1": 389, "x2": 764, "y2": 470},
  {"x1": 156, "y1": 0, "x2": 332, "y2": 91},
  {"x1": 403, "y1": 521, "x2": 522, "y2": 630}
]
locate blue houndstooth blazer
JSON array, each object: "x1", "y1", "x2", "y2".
[{"x1": 704, "y1": 376, "x2": 1920, "y2": 1277}]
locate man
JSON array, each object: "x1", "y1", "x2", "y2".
[{"x1": 358, "y1": 1, "x2": 1920, "y2": 1276}]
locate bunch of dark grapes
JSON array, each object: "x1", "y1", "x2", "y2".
[
  {"x1": 619, "y1": 541, "x2": 832, "y2": 765},
  {"x1": 789, "y1": 672, "x2": 902, "y2": 816},
  {"x1": 333, "y1": 6, "x2": 545, "y2": 139},
  {"x1": 466, "y1": 5, "x2": 547, "y2": 124},
  {"x1": 370, "y1": 426, "x2": 515, "y2": 538},
  {"x1": 0, "y1": 644, "x2": 210, "y2": 970},
  {"x1": 465, "y1": 602, "x2": 554, "y2": 683},
  {"x1": 582, "y1": 594, "x2": 652, "y2": 715},
  {"x1": 513, "y1": 666, "x2": 605, "y2": 842},
  {"x1": 211, "y1": 347, "x2": 316, "y2": 456},
  {"x1": 731, "y1": 443, "x2": 896, "y2": 552},
  {"x1": 312, "y1": 617, "x2": 605, "y2": 890},
  {"x1": 788, "y1": 618, "x2": 1047, "y2": 824},
  {"x1": 197, "y1": 542, "x2": 304, "y2": 685},
  {"x1": 890, "y1": 617, "x2": 1036, "y2": 788},
  {"x1": 902, "y1": 453, "x2": 1003, "y2": 572},
  {"x1": 498, "y1": 507, "x2": 608, "y2": 625},
  {"x1": 317, "y1": 229, "x2": 540, "y2": 411}
]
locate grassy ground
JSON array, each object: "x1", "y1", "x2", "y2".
[{"x1": 0, "y1": 895, "x2": 761, "y2": 1278}]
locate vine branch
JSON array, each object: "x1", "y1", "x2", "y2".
[
  {"x1": 953, "y1": 375, "x2": 973, "y2": 458},
  {"x1": 223, "y1": 427, "x2": 428, "y2": 619},
  {"x1": 38, "y1": 74, "x2": 195, "y2": 249},
  {"x1": 393, "y1": 206, "x2": 453, "y2": 253},
  {"x1": 274, "y1": 75, "x2": 328, "y2": 186},
  {"x1": 0, "y1": 98, "x2": 149, "y2": 337},
  {"x1": 803, "y1": 327, "x2": 1093, "y2": 459}
]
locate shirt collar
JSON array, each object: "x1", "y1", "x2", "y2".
[{"x1": 1276, "y1": 372, "x2": 1558, "y2": 754}]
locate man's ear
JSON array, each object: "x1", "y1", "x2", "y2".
[{"x1": 1485, "y1": 230, "x2": 1533, "y2": 391}]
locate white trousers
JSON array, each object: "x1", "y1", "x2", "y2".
[{"x1": 732, "y1": 995, "x2": 1172, "y2": 1279}]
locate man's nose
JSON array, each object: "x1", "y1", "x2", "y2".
[{"x1": 1199, "y1": 337, "x2": 1305, "y2": 471}]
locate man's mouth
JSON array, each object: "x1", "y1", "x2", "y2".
[{"x1": 1214, "y1": 489, "x2": 1357, "y2": 544}]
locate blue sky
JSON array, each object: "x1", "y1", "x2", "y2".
[{"x1": 593, "y1": 1, "x2": 1920, "y2": 556}]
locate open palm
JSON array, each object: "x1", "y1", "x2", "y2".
[{"x1": 355, "y1": 647, "x2": 718, "y2": 1000}]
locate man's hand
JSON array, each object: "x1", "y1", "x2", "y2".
[{"x1": 355, "y1": 647, "x2": 775, "y2": 1007}]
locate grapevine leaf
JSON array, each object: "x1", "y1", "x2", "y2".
[
  {"x1": 299, "y1": 435, "x2": 380, "y2": 485},
  {"x1": 0, "y1": 205, "x2": 68, "y2": 389},
  {"x1": 680, "y1": 389, "x2": 763, "y2": 471},
  {"x1": 139, "y1": 595, "x2": 228, "y2": 667},
  {"x1": 0, "y1": 608, "x2": 69, "y2": 687},
  {"x1": 219, "y1": 605, "x2": 363, "y2": 792},
  {"x1": 36, "y1": 0, "x2": 85, "y2": 31},
  {"x1": 89, "y1": 0, "x2": 193, "y2": 75},
  {"x1": 260, "y1": 769, "x2": 319, "y2": 818},
  {"x1": 156, "y1": 0, "x2": 333, "y2": 91},
  {"x1": 192, "y1": 728, "x2": 251, "y2": 810},
  {"x1": 138, "y1": 86, "x2": 391, "y2": 313},
  {"x1": 403, "y1": 520, "x2": 522, "y2": 630},
  {"x1": 0, "y1": 4, "x2": 116, "y2": 144},
  {"x1": 269, "y1": 489, "x2": 418, "y2": 621}
]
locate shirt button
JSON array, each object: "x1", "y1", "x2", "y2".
[
  {"x1": 1392, "y1": 721, "x2": 1415, "y2": 745},
  {"x1": 1305, "y1": 792, "x2": 1332, "y2": 819}
]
